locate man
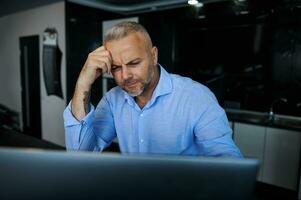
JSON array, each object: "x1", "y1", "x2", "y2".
[{"x1": 64, "y1": 21, "x2": 242, "y2": 157}]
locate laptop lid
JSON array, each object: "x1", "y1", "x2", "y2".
[{"x1": 0, "y1": 148, "x2": 258, "y2": 200}]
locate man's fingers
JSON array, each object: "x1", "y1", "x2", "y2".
[
  {"x1": 92, "y1": 48, "x2": 110, "y2": 56},
  {"x1": 90, "y1": 47, "x2": 112, "y2": 74},
  {"x1": 88, "y1": 54, "x2": 112, "y2": 74}
]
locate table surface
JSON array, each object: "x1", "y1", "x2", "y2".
[{"x1": 0, "y1": 128, "x2": 65, "y2": 150}]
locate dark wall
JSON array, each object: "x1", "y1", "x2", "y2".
[
  {"x1": 266, "y1": 8, "x2": 301, "y2": 116},
  {"x1": 176, "y1": 7, "x2": 270, "y2": 111},
  {"x1": 66, "y1": 1, "x2": 301, "y2": 116},
  {"x1": 174, "y1": 2, "x2": 301, "y2": 116}
]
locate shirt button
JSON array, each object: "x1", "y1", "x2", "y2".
[
  {"x1": 140, "y1": 113, "x2": 143, "y2": 117},
  {"x1": 140, "y1": 139, "x2": 144, "y2": 143}
]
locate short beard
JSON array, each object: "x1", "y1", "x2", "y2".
[
  {"x1": 125, "y1": 65, "x2": 155, "y2": 97},
  {"x1": 128, "y1": 89, "x2": 143, "y2": 97}
]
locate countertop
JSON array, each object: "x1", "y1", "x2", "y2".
[{"x1": 225, "y1": 108, "x2": 301, "y2": 132}]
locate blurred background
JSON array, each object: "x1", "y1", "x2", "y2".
[{"x1": 1, "y1": 0, "x2": 301, "y2": 199}]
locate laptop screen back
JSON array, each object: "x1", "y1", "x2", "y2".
[{"x1": 0, "y1": 148, "x2": 258, "y2": 200}]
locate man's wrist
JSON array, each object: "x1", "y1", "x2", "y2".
[
  {"x1": 71, "y1": 80, "x2": 92, "y2": 120},
  {"x1": 75, "y1": 79, "x2": 92, "y2": 92}
]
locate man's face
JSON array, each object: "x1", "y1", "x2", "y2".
[{"x1": 105, "y1": 32, "x2": 158, "y2": 97}]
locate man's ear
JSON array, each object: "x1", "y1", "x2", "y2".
[{"x1": 151, "y1": 46, "x2": 158, "y2": 65}]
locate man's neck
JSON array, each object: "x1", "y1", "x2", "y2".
[{"x1": 135, "y1": 66, "x2": 160, "y2": 109}]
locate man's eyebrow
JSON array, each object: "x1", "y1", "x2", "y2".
[
  {"x1": 126, "y1": 58, "x2": 141, "y2": 65},
  {"x1": 112, "y1": 58, "x2": 141, "y2": 67}
]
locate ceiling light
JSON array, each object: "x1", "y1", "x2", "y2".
[{"x1": 188, "y1": 0, "x2": 199, "y2": 6}]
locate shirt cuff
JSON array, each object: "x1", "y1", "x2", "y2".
[{"x1": 63, "y1": 101, "x2": 95, "y2": 127}]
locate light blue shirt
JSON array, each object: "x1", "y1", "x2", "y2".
[{"x1": 64, "y1": 65, "x2": 242, "y2": 158}]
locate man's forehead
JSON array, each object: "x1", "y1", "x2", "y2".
[
  {"x1": 106, "y1": 37, "x2": 147, "y2": 65},
  {"x1": 111, "y1": 51, "x2": 141, "y2": 66},
  {"x1": 105, "y1": 32, "x2": 148, "y2": 49}
]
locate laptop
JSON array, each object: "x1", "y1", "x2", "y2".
[{"x1": 0, "y1": 148, "x2": 258, "y2": 200}]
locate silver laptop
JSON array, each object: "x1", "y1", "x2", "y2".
[{"x1": 0, "y1": 148, "x2": 258, "y2": 200}]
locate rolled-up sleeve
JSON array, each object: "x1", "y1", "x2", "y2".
[{"x1": 63, "y1": 97, "x2": 116, "y2": 151}]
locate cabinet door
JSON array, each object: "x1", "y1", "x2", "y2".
[
  {"x1": 263, "y1": 128, "x2": 301, "y2": 190},
  {"x1": 233, "y1": 122, "x2": 266, "y2": 181}
]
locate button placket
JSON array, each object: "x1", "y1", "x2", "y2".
[{"x1": 138, "y1": 110, "x2": 148, "y2": 152}]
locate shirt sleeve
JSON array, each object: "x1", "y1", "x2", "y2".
[
  {"x1": 193, "y1": 101, "x2": 243, "y2": 158},
  {"x1": 63, "y1": 97, "x2": 116, "y2": 151}
]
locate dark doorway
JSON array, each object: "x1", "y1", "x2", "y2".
[{"x1": 19, "y1": 35, "x2": 41, "y2": 139}]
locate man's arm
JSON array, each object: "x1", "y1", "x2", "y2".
[
  {"x1": 195, "y1": 111, "x2": 243, "y2": 158},
  {"x1": 63, "y1": 46, "x2": 114, "y2": 151},
  {"x1": 71, "y1": 46, "x2": 112, "y2": 120},
  {"x1": 63, "y1": 98, "x2": 116, "y2": 151},
  {"x1": 193, "y1": 101, "x2": 243, "y2": 158},
  {"x1": 64, "y1": 102, "x2": 97, "y2": 150},
  {"x1": 71, "y1": 82, "x2": 92, "y2": 120}
]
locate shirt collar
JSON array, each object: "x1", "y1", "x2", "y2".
[
  {"x1": 151, "y1": 64, "x2": 173, "y2": 100},
  {"x1": 123, "y1": 64, "x2": 173, "y2": 109}
]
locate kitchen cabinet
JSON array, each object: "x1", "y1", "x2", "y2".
[
  {"x1": 233, "y1": 122, "x2": 301, "y2": 190},
  {"x1": 263, "y1": 127, "x2": 301, "y2": 190},
  {"x1": 233, "y1": 122, "x2": 266, "y2": 181}
]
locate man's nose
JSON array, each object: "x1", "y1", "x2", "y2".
[{"x1": 121, "y1": 66, "x2": 132, "y2": 80}]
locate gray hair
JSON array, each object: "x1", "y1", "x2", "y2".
[{"x1": 103, "y1": 21, "x2": 152, "y2": 47}]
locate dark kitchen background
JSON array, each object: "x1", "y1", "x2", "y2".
[{"x1": 65, "y1": 0, "x2": 301, "y2": 117}]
